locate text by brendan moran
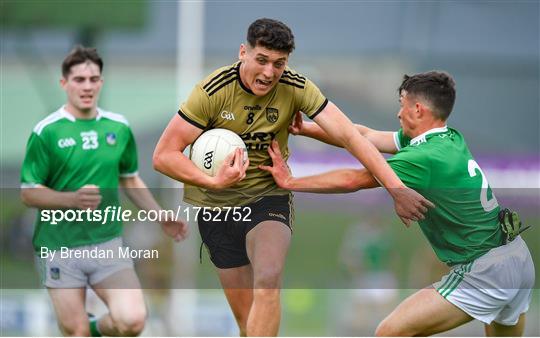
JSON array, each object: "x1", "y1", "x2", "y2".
[{"x1": 40, "y1": 246, "x2": 159, "y2": 262}]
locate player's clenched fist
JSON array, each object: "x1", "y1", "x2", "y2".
[
  {"x1": 389, "y1": 187, "x2": 434, "y2": 227},
  {"x1": 211, "y1": 148, "x2": 249, "y2": 190},
  {"x1": 72, "y1": 184, "x2": 102, "y2": 210},
  {"x1": 288, "y1": 112, "x2": 304, "y2": 135}
]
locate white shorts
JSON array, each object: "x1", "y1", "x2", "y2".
[
  {"x1": 433, "y1": 236, "x2": 535, "y2": 325},
  {"x1": 36, "y1": 237, "x2": 134, "y2": 288}
]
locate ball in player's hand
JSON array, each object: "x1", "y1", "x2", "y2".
[{"x1": 190, "y1": 128, "x2": 248, "y2": 176}]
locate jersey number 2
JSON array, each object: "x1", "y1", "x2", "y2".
[{"x1": 467, "y1": 159, "x2": 498, "y2": 212}]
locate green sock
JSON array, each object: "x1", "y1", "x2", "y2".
[{"x1": 89, "y1": 316, "x2": 102, "y2": 337}]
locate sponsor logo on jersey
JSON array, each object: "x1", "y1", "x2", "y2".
[
  {"x1": 220, "y1": 111, "x2": 235, "y2": 121},
  {"x1": 57, "y1": 138, "x2": 76, "y2": 148},
  {"x1": 266, "y1": 108, "x2": 279, "y2": 123},
  {"x1": 106, "y1": 132, "x2": 117, "y2": 146},
  {"x1": 240, "y1": 132, "x2": 276, "y2": 151},
  {"x1": 240, "y1": 132, "x2": 276, "y2": 142}
]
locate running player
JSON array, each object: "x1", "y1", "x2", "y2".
[
  {"x1": 20, "y1": 46, "x2": 188, "y2": 336},
  {"x1": 261, "y1": 70, "x2": 535, "y2": 336},
  {"x1": 153, "y1": 18, "x2": 433, "y2": 336}
]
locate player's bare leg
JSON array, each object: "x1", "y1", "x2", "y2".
[
  {"x1": 484, "y1": 313, "x2": 526, "y2": 337},
  {"x1": 48, "y1": 288, "x2": 89, "y2": 336},
  {"x1": 375, "y1": 286, "x2": 473, "y2": 336},
  {"x1": 245, "y1": 220, "x2": 291, "y2": 336},
  {"x1": 92, "y1": 269, "x2": 147, "y2": 336},
  {"x1": 217, "y1": 264, "x2": 254, "y2": 336}
]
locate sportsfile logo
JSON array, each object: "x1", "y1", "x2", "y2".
[
  {"x1": 58, "y1": 138, "x2": 76, "y2": 148},
  {"x1": 220, "y1": 111, "x2": 235, "y2": 121}
]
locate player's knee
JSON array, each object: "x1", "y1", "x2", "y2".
[
  {"x1": 58, "y1": 317, "x2": 90, "y2": 336},
  {"x1": 114, "y1": 316, "x2": 146, "y2": 336},
  {"x1": 112, "y1": 307, "x2": 147, "y2": 336},
  {"x1": 254, "y1": 265, "x2": 283, "y2": 289},
  {"x1": 253, "y1": 287, "x2": 281, "y2": 304}
]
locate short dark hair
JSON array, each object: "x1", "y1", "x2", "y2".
[
  {"x1": 247, "y1": 18, "x2": 295, "y2": 54},
  {"x1": 398, "y1": 71, "x2": 456, "y2": 120},
  {"x1": 61, "y1": 45, "x2": 103, "y2": 78}
]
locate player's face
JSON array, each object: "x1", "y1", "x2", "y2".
[
  {"x1": 239, "y1": 44, "x2": 289, "y2": 96},
  {"x1": 397, "y1": 91, "x2": 418, "y2": 137},
  {"x1": 61, "y1": 61, "x2": 103, "y2": 113}
]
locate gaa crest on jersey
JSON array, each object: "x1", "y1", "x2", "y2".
[
  {"x1": 58, "y1": 137, "x2": 76, "y2": 148},
  {"x1": 220, "y1": 111, "x2": 236, "y2": 121},
  {"x1": 266, "y1": 108, "x2": 279, "y2": 123},
  {"x1": 106, "y1": 132, "x2": 117, "y2": 146}
]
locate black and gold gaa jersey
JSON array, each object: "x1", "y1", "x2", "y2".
[{"x1": 179, "y1": 61, "x2": 327, "y2": 207}]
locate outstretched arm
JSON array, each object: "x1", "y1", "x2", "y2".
[
  {"x1": 289, "y1": 112, "x2": 398, "y2": 154},
  {"x1": 259, "y1": 140, "x2": 429, "y2": 228},
  {"x1": 260, "y1": 140, "x2": 379, "y2": 193},
  {"x1": 308, "y1": 103, "x2": 432, "y2": 224}
]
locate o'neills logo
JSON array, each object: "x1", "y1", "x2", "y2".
[{"x1": 268, "y1": 212, "x2": 286, "y2": 220}]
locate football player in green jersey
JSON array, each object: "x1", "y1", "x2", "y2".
[
  {"x1": 153, "y1": 18, "x2": 433, "y2": 336},
  {"x1": 261, "y1": 71, "x2": 534, "y2": 336},
  {"x1": 20, "y1": 46, "x2": 188, "y2": 336}
]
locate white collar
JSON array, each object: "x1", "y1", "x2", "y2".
[
  {"x1": 410, "y1": 126, "x2": 448, "y2": 146},
  {"x1": 60, "y1": 106, "x2": 102, "y2": 121}
]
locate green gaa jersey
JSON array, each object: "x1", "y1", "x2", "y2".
[
  {"x1": 389, "y1": 126, "x2": 503, "y2": 265},
  {"x1": 179, "y1": 61, "x2": 328, "y2": 207},
  {"x1": 21, "y1": 107, "x2": 138, "y2": 250}
]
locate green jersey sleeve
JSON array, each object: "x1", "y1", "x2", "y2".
[
  {"x1": 299, "y1": 78, "x2": 328, "y2": 120},
  {"x1": 393, "y1": 128, "x2": 412, "y2": 150},
  {"x1": 387, "y1": 147, "x2": 430, "y2": 190},
  {"x1": 119, "y1": 128, "x2": 138, "y2": 177},
  {"x1": 178, "y1": 84, "x2": 214, "y2": 130},
  {"x1": 21, "y1": 132, "x2": 50, "y2": 187}
]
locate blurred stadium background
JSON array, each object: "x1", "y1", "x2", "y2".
[{"x1": 1, "y1": 1, "x2": 539, "y2": 336}]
